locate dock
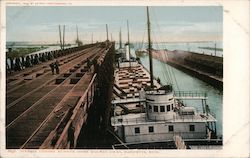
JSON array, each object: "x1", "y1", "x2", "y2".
[
  {"x1": 6, "y1": 41, "x2": 115, "y2": 149},
  {"x1": 151, "y1": 50, "x2": 223, "y2": 90}
]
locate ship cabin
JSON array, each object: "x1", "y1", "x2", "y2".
[{"x1": 111, "y1": 85, "x2": 218, "y2": 145}]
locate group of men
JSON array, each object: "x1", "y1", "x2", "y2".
[
  {"x1": 49, "y1": 58, "x2": 92, "y2": 75},
  {"x1": 49, "y1": 60, "x2": 60, "y2": 75}
]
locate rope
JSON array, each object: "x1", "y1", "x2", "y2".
[
  {"x1": 151, "y1": 8, "x2": 180, "y2": 91},
  {"x1": 139, "y1": 29, "x2": 146, "y2": 51},
  {"x1": 151, "y1": 30, "x2": 173, "y2": 85}
]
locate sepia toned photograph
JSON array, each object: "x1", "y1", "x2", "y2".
[
  {"x1": 5, "y1": 5, "x2": 223, "y2": 149},
  {"x1": 0, "y1": 0, "x2": 249, "y2": 158}
]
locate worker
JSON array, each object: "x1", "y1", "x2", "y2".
[
  {"x1": 55, "y1": 60, "x2": 60, "y2": 74},
  {"x1": 92, "y1": 58, "x2": 98, "y2": 73},
  {"x1": 14, "y1": 58, "x2": 22, "y2": 71},
  {"x1": 157, "y1": 77, "x2": 161, "y2": 84},
  {"x1": 87, "y1": 58, "x2": 91, "y2": 72},
  {"x1": 6, "y1": 61, "x2": 11, "y2": 74},
  {"x1": 49, "y1": 62, "x2": 55, "y2": 75}
]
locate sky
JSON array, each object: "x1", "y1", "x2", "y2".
[{"x1": 6, "y1": 6, "x2": 223, "y2": 44}]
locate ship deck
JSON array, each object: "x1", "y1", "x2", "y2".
[
  {"x1": 113, "y1": 61, "x2": 160, "y2": 100},
  {"x1": 111, "y1": 112, "x2": 217, "y2": 126}
]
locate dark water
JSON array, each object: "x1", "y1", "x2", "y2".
[{"x1": 140, "y1": 55, "x2": 223, "y2": 136}]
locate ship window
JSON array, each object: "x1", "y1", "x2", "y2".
[
  {"x1": 160, "y1": 106, "x2": 165, "y2": 112},
  {"x1": 135, "y1": 127, "x2": 140, "y2": 134},
  {"x1": 148, "y1": 126, "x2": 154, "y2": 133},
  {"x1": 181, "y1": 111, "x2": 194, "y2": 115},
  {"x1": 149, "y1": 105, "x2": 152, "y2": 110},
  {"x1": 167, "y1": 105, "x2": 170, "y2": 111},
  {"x1": 189, "y1": 125, "x2": 195, "y2": 131},
  {"x1": 168, "y1": 125, "x2": 174, "y2": 132},
  {"x1": 171, "y1": 104, "x2": 174, "y2": 110},
  {"x1": 153, "y1": 106, "x2": 158, "y2": 112}
]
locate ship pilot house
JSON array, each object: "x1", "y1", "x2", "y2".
[{"x1": 111, "y1": 83, "x2": 217, "y2": 145}]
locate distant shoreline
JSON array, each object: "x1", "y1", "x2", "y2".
[{"x1": 198, "y1": 47, "x2": 223, "y2": 51}]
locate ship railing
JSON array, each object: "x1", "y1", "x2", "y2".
[
  {"x1": 111, "y1": 98, "x2": 145, "y2": 105},
  {"x1": 147, "y1": 115, "x2": 206, "y2": 122},
  {"x1": 111, "y1": 115, "x2": 147, "y2": 125},
  {"x1": 210, "y1": 111, "x2": 216, "y2": 118},
  {"x1": 174, "y1": 113, "x2": 217, "y2": 122},
  {"x1": 111, "y1": 113, "x2": 216, "y2": 125},
  {"x1": 174, "y1": 91, "x2": 207, "y2": 100}
]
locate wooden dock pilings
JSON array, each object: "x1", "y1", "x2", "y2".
[{"x1": 76, "y1": 42, "x2": 116, "y2": 148}]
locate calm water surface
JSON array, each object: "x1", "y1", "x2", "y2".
[{"x1": 140, "y1": 55, "x2": 223, "y2": 136}]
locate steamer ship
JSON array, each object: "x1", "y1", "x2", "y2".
[{"x1": 110, "y1": 7, "x2": 222, "y2": 149}]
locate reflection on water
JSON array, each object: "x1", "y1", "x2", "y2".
[{"x1": 140, "y1": 55, "x2": 223, "y2": 136}]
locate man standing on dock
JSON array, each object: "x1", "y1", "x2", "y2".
[
  {"x1": 55, "y1": 60, "x2": 60, "y2": 74},
  {"x1": 49, "y1": 62, "x2": 55, "y2": 75},
  {"x1": 87, "y1": 58, "x2": 91, "y2": 72}
]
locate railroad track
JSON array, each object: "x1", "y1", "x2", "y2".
[
  {"x1": 6, "y1": 45, "x2": 98, "y2": 92},
  {"x1": 6, "y1": 46, "x2": 103, "y2": 125},
  {"x1": 21, "y1": 62, "x2": 100, "y2": 148},
  {"x1": 6, "y1": 45, "x2": 100, "y2": 107},
  {"x1": 6, "y1": 43, "x2": 110, "y2": 149}
]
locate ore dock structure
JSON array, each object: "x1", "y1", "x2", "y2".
[{"x1": 6, "y1": 41, "x2": 115, "y2": 149}]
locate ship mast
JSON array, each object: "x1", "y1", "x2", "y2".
[
  {"x1": 106, "y1": 24, "x2": 109, "y2": 41},
  {"x1": 119, "y1": 28, "x2": 122, "y2": 49},
  {"x1": 76, "y1": 25, "x2": 79, "y2": 46},
  {"x1": 147, "y1": 6, "x2": 154, "y2": 88},
  {"x1": 127, "y1": 20, "x2": 131, "y2": 68},
  {"x1": 59, "y1": 25, "x2": 62, "y2": 50},
  {"x1": 59, "y1": 25, "x2": 65, "y2": 50},
  {"x1": 62, "y1": 25, "x2": 65, "y2": 50}
]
